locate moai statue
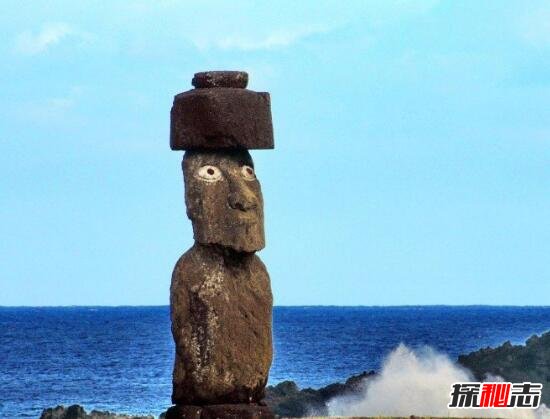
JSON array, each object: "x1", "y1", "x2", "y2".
[{"x1": 166, "y1": 71, "x2": 275, "y2": 419}]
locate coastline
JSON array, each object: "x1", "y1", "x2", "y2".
[{"x1": 39, "y1": 331, "x2": 550, "y2": 418}]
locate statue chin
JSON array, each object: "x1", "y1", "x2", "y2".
[{"x1": 194, "y1": 225, "x2": 265, "y2": 254}]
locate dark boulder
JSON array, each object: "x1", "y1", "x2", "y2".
[
  {"x1": 40, "y1": 405, "x2": 154, "y2": 419},
  {"x1": 458, "y1": 330, "x2": 550, "y2": 405},
  {"x1": 264, "y1": 370, "x2": 376, "y2": 417}
]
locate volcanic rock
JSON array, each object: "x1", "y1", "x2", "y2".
[
  {"x1": 40, "y1": 405, "x2": 153, "y2": 419},
  {"x1": 264, "y1": 371, "x2": 376, "y2": 417},
  {"x1": 458, "y1": 330, "x2": 550, "y2": 405}
]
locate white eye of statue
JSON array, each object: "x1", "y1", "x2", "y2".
[
  {"x1": 241, "y1": 165, "x2": 256, "y2": 181},
  {"x1": 196, "y1": 165, "x2": 222, "y2": 182}
]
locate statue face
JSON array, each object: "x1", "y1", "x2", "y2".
[{"x1": 183, "y1": 150, "x2": 265, "y2": 253}]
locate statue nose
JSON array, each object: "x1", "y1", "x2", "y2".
[{"x1": 228, "y1": 189, "x2": 257, "y2": 211}]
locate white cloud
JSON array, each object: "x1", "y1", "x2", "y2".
[
  {"x1": 195, "y1": 24, "x2": 330, "y2": 51},
  {"x1": 14, "y1": 23, "x2": 74, "y2": 55},
  {"x1": 14, "y1": 86, "x2": 84, "y2": 125}
]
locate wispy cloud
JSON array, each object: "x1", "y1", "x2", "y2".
[
  {"x1": 14, "y1": 23, "x2": 74, "y2": 55},
  {"x1": 13, "y1": 87, "x2": 84, "y2": 125},
  {"x1": 195, "y1": 24, "x2": 330, "y2": 51}
]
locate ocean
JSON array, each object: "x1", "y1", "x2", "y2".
[{"x1": 1, "y1": 306, "x2": 549, "y2": 418}]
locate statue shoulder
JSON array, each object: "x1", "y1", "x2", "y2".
[
  {"x1": 171, "y1": 246, "x2": 209, "y2": 285},
  {"x1": 172, "y1": 247, "x2": 198, "y2": 275},
  {"x1": 250, "y1": 253, "x2": 268, "y2": 273},
  {"x1": 171, "y1": 245, "x2": 228, "y2": 287},
  {"x1": 170, "y1": 246, "x2": 210, "y2": 312}
]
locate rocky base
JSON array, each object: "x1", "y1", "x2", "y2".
[
  {"x1": 36, "y1": 371, "x2": 382, "y2": 419},
  {"x1": 40, "y1": 405, "x2": 154, "y2": 419},
  {"x1": 164, "y1": 404, "x2": 274, "y2": 419},
  {"x1": 40, "y1": 331, "x2": 550, "y2": 418},
  {"x1": 264, "y1": 371, "x2": 375, "y2": 417}
]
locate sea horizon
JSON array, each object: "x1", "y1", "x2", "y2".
[{"x1": 2, "y1": 304, "x2": 550, "y2": 308}]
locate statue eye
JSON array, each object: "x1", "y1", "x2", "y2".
[
  {"x1": 196, "y1": 165, "x2": 222, "y2": 182},
  {"x1": 241, "y1": 165, "x2": 256, "y2": 181}
]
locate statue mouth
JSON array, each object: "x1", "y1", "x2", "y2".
[
  {"x1": 227, "y1": 205, "x2": 260, "y2": 218},
  {"x1": 227, "y1": 201, "x2": 259, "y2": 212},
  {"x1": 232, "y1": 213, "x2": 260, "y2": 225}
]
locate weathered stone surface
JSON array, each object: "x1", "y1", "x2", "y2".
[
  {"x1": 192, "y1": 71, "x2": 248, "y2": 89},
  {"x1": 183, "y1": 150, "x2": 264, "y2": 253},
  {"x1": 170, "y1": 87, "x2": 274, "y2": 150},
  {"x1": 201, "y1": 404, "x2": 274, "y2": 419},
  {"x1": 165, "y1": 404, "x2": 274, "y2": 419},
  {"x1": 170, "y1": 243, "x2": 273, "y2": 405},
  {"x1": 164, "y1": 405, "x2": 202, "y2": 419}
]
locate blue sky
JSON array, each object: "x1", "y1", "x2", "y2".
[{"x1": 1, "y1": 1, "x2": 549, "y2": 306}]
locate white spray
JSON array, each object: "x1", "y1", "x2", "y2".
[{"x1": 327, "y1": 344, "x2": 549, "y2": 419}]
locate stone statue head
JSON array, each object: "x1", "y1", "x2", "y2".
[{"x1": 182, "y1": 149, "x2": 265, "y2": 253}]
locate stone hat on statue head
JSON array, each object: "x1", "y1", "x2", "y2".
[{"x1": 170, "y1": 71, "x2": 274, "y2": 151}]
